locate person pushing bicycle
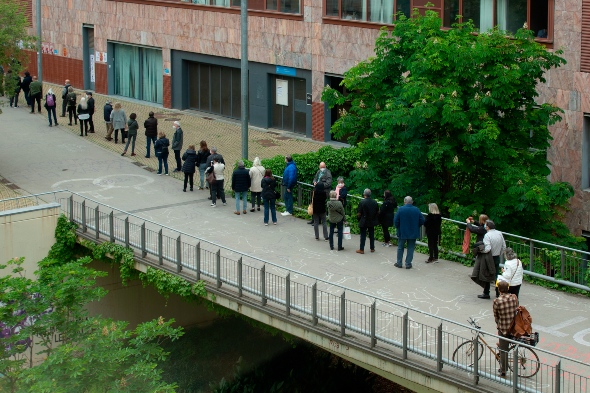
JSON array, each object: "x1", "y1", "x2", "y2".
[{"x1": 493, "y1": 280, "x2": 518, "y2": 377}]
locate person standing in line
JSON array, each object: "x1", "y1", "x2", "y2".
[
  {"x1": 356, "y1": 189, "x2": 380, "y2": 254},
  {"x1": 154, "y1": 132, "x2": 170, "y2": 176},
  {"x1": 498, "y1": 247, "x2": 524, "y2": 298},
  {"x1": 144, "y1": 111, "x2": 158, "y2": 157},
  {"x1": 249, "y1": 157, "x2": 265, "y2": 212},
  {"x1": 86, "y1": 92, "x2": 95, "y2": 133},
  {"x1": 181, "y1": 144, "x2": 197, "y2": 192},
  {"x1": 77, "y1": 97, "x2": 90, "y2": 136},
  {"x1": 312, "y1": 183, "x2": 329, "y2": 241},
  {"x1": 44, "y1": 88, "x2": 58, "y2": 127},
  {"x1": 66, "y1": 87, "x2": 77, "y2": 126},
  {"x1": 261, "y1": 169, "x2": 278, "y2": 226},
  {"x1": 281, "y1": 155, "x2": 297, "y2": 216},
  {"x1": 479, "y1": 220, "x2": 506, "y2": 299},
  {"x1": 335, "y1": 177, "x2": 348, "y2": 210},
  {"x1": 208, "y1": 158, "x2": 226, "y2": 207},
  {"x1": 110, "y1": 102, "x2": 127, "y2": 144},
  {"x1": 206, "y1": 146, "x2": 225, "y2": 166},
  {"x1": 61, "y1": 79, "x2": 71, "y2": 117},
  {"x1": 171, "y1": 121, "x2": 183, "y2": 172},
  {"x1": 21, "y1": 71, "x2": 32, "y2": 107},
  {"x1": 493, "y1": 281, "x2": 519, "y2": 378},
  {"x1": 196, "y1": 140, "x2": 210, "y2": 190},
  {"x1": 8, "y1": 70, "x2": 21, "y2": 108},
  {"x1": 232, "y1": 161, "x2": 251, "y2": 215},
  {"x1": 466, "y1": 214, "x2": 489, "y2": 244},
  {"x1": 379, "y1": 190, "x2": 397, "y2": 247},
  {"x1": 424, "y1": 203, "x2": 442, "y2": 263},
  {"x1": 121, "y1": 113, "x2": 138, "y2": 156},
  {"x1": 29, "y1": 76, "x2": 42, "y2": 114},
  {"x1": 308, "y1": 162, "x2": 332, "y2": 224},
  {"x1": 104, "y1": 101, "x2": 114, "y2": 140},
  {"x1": 327, "y1": 190, "x2": 345, "y2": 251},
  {"x1": 394, "y1": 196, "x2": 425, "y2": 269}
]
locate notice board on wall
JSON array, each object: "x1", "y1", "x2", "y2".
[{"x1": 276, "y1": 79, "x2": 288, "y2": 106}]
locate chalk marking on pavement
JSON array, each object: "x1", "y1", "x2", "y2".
[
  {"x1": 573, "y1": 328, "x2": 590, "y2": 347},
  {"x1": 533, "y1": 316, "x2": 588, "y2": 338}
]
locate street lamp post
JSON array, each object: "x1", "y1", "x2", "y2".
[
  {"x1": 240, "y1": 0, "x2": 248, "y2": 160},
  {"x1": 36, "y1": 0, "x2": 42, "y2": 80}
]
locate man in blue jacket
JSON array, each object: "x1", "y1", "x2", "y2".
[
  {"x1": 394, "y1": 196, "x2": 425, "y2": 269},
  {"x1": 281, "y1": 155, "x2": 297, "y2": 216}
]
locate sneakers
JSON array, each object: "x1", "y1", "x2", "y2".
[
  {"x1": 165, "y1": 173, "x2": 169, "y2": 176},
  {"x1": 250, "y1": 208, "x2": 255, "y2": 212},
  {"x1": 157, "y1": 173, "x2": 162, "y2": 176},
  {"x1": 264, "y1": 223, "x2": 269, "y2": 226},
  {"x1": 394, "y1": 263, "x2": 403, "y2": 268},
  {"x1": 281, "y1": 211, "x2": 292, "y2": 216},
  {"x1": 223, "y1": 203, "x2": 227, "y2": 206},
  {"x1": 382, "y1": 242, "x2": 391, "y2": 247},
  {"x1": 273, "y1": 222, "x2": 277, "y2": 225},
  {"x1": 211, "y1": 203, "x2": 216, "y2": 207}
]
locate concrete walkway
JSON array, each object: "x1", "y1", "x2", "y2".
[{"x1": 1, "y1": 96, "x2": 589, "y2": 373}]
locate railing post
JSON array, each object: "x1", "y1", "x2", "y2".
[
  {"x1": 370, "y1": 301, "x2": 376, "y2": 348},
  {"x1": 195, "y1": 243, "x2": 201, "y2": 280},
  {"x1": 124, "y1": 217, "x2": 129, "y2": 248},
  {"x1": 158, "y1": 229, "x2": 163, "y2": 265},
  {"x1": 140, "y1": 223, "x2": 146, "y2": 257},
  {"x1": 94, "y1": 206, "x2": 99, "y2": 240},
  {"x1": 285, "y1": 273, "x2": 291, "y2": 316},
  {"x1": 176, "y1": 235, "x2": 182, "y2": 273},
  {"x1": 473, "y1": 336, "x2": 479, "y2": 384},
  {"x1": 68, "y1": 195, "x2": 74, "y2": 222},
  {"x1": 560, "y1": 249, "x2": 565, "y2": 279},
  {"x1": 554, "y1": 360, "x2": 561, "y2": 393},
  {"x1": 529, "y1": 239, "x2": 535, "y2": 273},
  {"x1": 297, "y1": 185, "x2": 303, "y2": 208},
  {"x1": 340, "y1": 292, "x2": 345, "y2": 337},
  {"x1": 312, "y1": 282, "x2": 318, "y2": 326},
  {"x1": 81, "y1": 200, "x2": 87, "y2": 232},
  {"x1": 261, "y1": 265, "x2": 267, "y2": 306},
  {"x1": 437, "y1": 323, "x2": 443, "y2": 372},
  {"x1": 216, "y1": 250, "x2": 221, "y2": 288},
  {"x1": 109, "y1": 211, "x2": 114, "y2": 243},
  {"x1": 512, "y1": 344, "x2": 519, "y2": 393},
  {"x1": 402, "y1": 311, "x2": 408, "y2": 359},
  {"x1": 237, "y1": 257, "x2": 243, "y2": 297}
]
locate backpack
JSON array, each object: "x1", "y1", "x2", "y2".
[
  {"x1": 68, "y1": 94, "x2": 76, "y2": 106},
  {"x1": 46, "y1": 94, "x2": 55, "y2": 107},
  {"x1": 509, "y1": 305, "x2": 533, "y2": 338}
]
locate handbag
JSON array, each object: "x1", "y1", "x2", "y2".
[
  {"x1": 274, "y1": 190, "x2": 281, "y2": 199},
  {"x1": 496, "y1": 259, "x2": 519, "y2": 289},
  {"x1": 206, "y1": 170, "x2": 216, "y2": 184},
  {"x1": 307, "y1": 190, "x2": 314, "y2": 215},
  {"x1": 343, "y1": 226, "x2": 352, "y2": 240}
]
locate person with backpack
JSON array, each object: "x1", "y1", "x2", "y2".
[
  {"x1": 61, "y1": 80, "x2": 71, "y2": 117},
  {"x1": 493, "y1": 281, "x2": 519, "y2": 378},
  {"x1": 44, "y1": 88, "x2": 58, "y2": 127},
  {"x1": 66, "y1": 87, "x2": 77, "y2": 126}
]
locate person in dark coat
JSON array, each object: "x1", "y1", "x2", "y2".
[
  {"x1": 424, "y1": 203, "x2": 442, "y2": 263},
  {"x1": 8, "y1": 70, "x2": 21, "y2": 108},
  {"x1": 43, "y1": 88, "x2": 58, "y2": 127},
  {"x1": 86, "y1": 92, "x2": 95, "y2": 132},
  {"x1": 231, "y1": 161, "x2": 251, "y2": 215},
  {"x1": 181, "y1": 144, "x2": 197, "y2": 192},
  {"x1": 356, "y1": 188, "x2": 380, "y2": 254},
  {"x1": 77, "y1": 97, "x2": 90, "y2": 136},
  {"x1": 144, "y1": 111, "x2": 158, "y2": 158},
  {"x1": 379, "y1": 190, "x2": 397, "y2": 247},
  {"x1": 261, "y1": 169, "x2": 278, "y2": 226},
  {"x1": 327, "y1": 191, "x2": 345, "y2": 251},
  {"x1": 122, "y1": 113, "x2": 139, "y2": 156},
  {"x1": 28, "y1": 76, "x2": 42, "y2": 113},
  {"x1": 196, "y1": 140, "x2": 211, "y2": 190},
  {"x1": 154, "y1": 132, "x2": 170, "y2": 175},
  {"x1": 66, "y1": 87, "x2": 77, "y2": 126},
  {"x1": 104, "y1": 101, "x2": 114, "y2": 140},
  {"x1": 466, "y1": 214, "x2": 489, "y2": 243},
  {"x1": 471, "y1": 241, "x2": 496, "y2": 290},
  {"x1": 61, "y1": 79, "x2": 71, "y2": 117},
  {"x1": 171, "y1": 121, "x2": 183, "y2": 172},
  {"x1": 394, "y1": 196, "x2": 425, "y2": 269},
  {"x1": 21, "y1": 71, "x2": 32, "y2": 107},
  {"x1": 312, "y1": 183, "x2": 329, "y2": 241}
]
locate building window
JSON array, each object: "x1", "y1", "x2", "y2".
[
  {"x1": 113, "y1": 43, "x2": 163, "y2": 104},
  {"x1": 190, "y1": 0, "x2": 300, "y2": 12}
]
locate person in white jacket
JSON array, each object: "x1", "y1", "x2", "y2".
[
  {"x1": 498, "y1": 247, "x2": 524, "y2": 298},
  {"x1": 249, "y1": 157, "x2": 265, "y2": 212}
]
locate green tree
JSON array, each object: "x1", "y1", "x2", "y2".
[{"x1": 322, "y1": 10, "x2": 577, "y2": 244}]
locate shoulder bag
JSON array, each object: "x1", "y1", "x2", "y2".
[
  {"x1": 496, "y1": 259, "x2": 519, "y2": 289},
  {"x1": 307, "y1": 190, "x2": 314, "y2": 215}
]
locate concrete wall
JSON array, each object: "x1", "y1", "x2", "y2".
[{"x1": 0, "y1": 203, "x2": 60, "y2": 279}]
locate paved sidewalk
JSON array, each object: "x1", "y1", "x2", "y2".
[{"x1": 1, "y1": 97, "x2": 589, "y2": 372}]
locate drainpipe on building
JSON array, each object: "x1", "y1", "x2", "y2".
[
  {"x1": 36, "y1": 0, "x2": 42, "y2": 81},
  {"x1": 241, "y1": 0, "x2": 248, "y2": 160}
]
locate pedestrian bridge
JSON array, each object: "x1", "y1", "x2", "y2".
[{"x1": 2, "y1": 191, "x2": 584, "y2": 393}]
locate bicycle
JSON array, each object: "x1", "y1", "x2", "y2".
[{"x1": 452, "y1": 317, "x2": 540, "y2": 378}]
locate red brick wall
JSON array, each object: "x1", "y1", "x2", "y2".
[
  {"x1": 163, "y1": 75, "x2": 172, "y2": 108},
  {"x1": 95, "y1": 63, "x2": 108, "y2": 94},
  {"x1": 311, "y1": 102, "x2": 324, "y2": 141},
  {"x1": 23, "y1": 50, "x2": 84, "y2": 88}
]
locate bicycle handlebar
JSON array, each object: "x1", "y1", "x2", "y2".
[{"x1": 467, "y1": 317, "x2": 482, "y2": 330}]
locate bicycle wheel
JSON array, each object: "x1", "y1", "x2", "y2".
[
  {"x1": 508, "y1": 345, "x2": 540, "y2": 378},
  {"x1": 452, "y1": 340, "x2": 484, "y2": 367}
]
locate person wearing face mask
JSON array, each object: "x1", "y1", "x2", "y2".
[
  {"x1": 308, "y1": 162, "x2": 332, "y2": 224},
  {"x1": 171, "y1": 121, "x2": 184, "y2": 172}
]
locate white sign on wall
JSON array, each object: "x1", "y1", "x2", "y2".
[
  {"x1": 276, "y1": 79, "x2": 288, "y2": 106},
  {"x1": 90, "y1": 54, "x2": 95, "y2": 83}
]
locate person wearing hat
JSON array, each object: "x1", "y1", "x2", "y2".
[
  {"x1": 86, "y1": 92, "x2": 95, "y2": 133},
  {"x1": 104, "y1": 100, "x2": 114, "y2": 140}
]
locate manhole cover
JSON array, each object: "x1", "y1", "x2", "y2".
[
  {"x1": 257, "y1": 139, "x2": 279, "y2": 147},
  {"x1": 165, "y1": 118, "x2": 181, "y2": 121},
  {"x1": 202, "y1": 117, "x2": 215, "y2": 121}
]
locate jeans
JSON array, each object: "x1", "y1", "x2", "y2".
[
  {"x1": 329, "y1": 220, "x2": 344, "y2": 250},
  {"x1": 183, "y1": 173, "x2": 194, "y2": 190},
  {"x1": 251, "y1": 191, "x2": 261, "y2": 208},
  {"x1": 483, "y1": 256, "x2": 501, "y2": 297},
  {"x1": 211, "y1": 180, "x2": 226, "y2": 204},
  {"x1": 427, "y1": 234, "x2": 440, "y2": 260},
  {"x1": 145, "y1": 136, "x2": 157, "y2": 157},
  {"x1": 284, "y1": 188, "x2": 294, "y2": 213},
  {"x1": 199, "y1": 163, "x2": 208, "y2": 188},
  {"x1": 30, "y1": 93, "x2": 41, "y2": 113},
  {"x1": 157, "y1": 153, "x2": 169, "y2": 174},
  {"x1": 263, "y1": 198, "x2": 277, "y2": 224},
  {"x1": 114, "y1": 129, "x2": 125, "y2": 142},
  {"x1": 23, "y1": 89, "x2": 30, "y2": 106},
  {"x1": 313, "y1": 213, "x2": 328, "y2": 240},
  {"x1": 235, "y1": 191, "x2": 248, "y2": 211},
  {"x1": 397, "y1": 238, "x2": 417, "y2": 267},
  {"x1": 10, "y1": 92, "x2": 19, "y2": 107},
  {"x1": 382, "y1": 224, "x2": 392, "y2": 243},
  {"x1": 124, "y1": 134, "x2": 137, "y2": 153},
  {"x1": 79, "y1": 119, "x2": 89, "y2": 135},
  {"x1": 359, "y1": 226, "x2": 375, "y2": 251},
  {"x1": 47, "y1": 106, "x2": 58, "y2": 125},
  {"x1": 68, "y1": 106, "x2": 77, "y2": 125},
  {"x1": 88, "y1": 114, "x2": 94, "y2": 131},
  {"x1": 174, "y1": 150, "x2": 181, "y2": 170}
]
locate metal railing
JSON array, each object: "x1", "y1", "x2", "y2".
[{"x1": 6, "y1": 190, "x2": 585, "y2": 393}]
